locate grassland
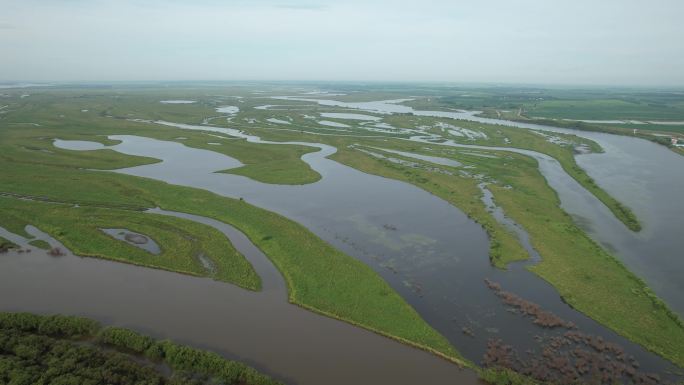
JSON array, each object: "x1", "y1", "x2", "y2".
[
  {"x1": 137, "y1": 128, "x2": 321, "y2": 185},
  {"x1": 0, "y1": 237, "x2": 18, "y2": 251},
  {"x1": 0, "y1": 89, "x2": 321, "y2": 185},
  {"x1": 397, "y1": 85, "x2": 684, "y2": 153},
  {"x1": 0, "y1": 92, "x2": 464, "y2": 364},
  {"x1": 524, "y1": 98, "x2": 684, "y2": 121},
  {"x1": 324, "y1": 139, "x2": 684, "y2": 367},
  {"x1": 331, "y1": 143, "x2": 530, "y2": 268},
  {"x1": 0, "y1": 197, "x2": 261, "y2": 290},
  {"x1": 27, "y1": 239, "x2": 50, "y2": 249},
  {"x1": 227, "y1": 92, "x2": 644, "y2": 231},
  {"x1": 246, "y1": 120, "x2": 684, "y2": 367},
  {"x1": 398, "y1": 85, "x2": 684, "y2": 122},
  {"x1": 3, "y1": 85, "x2": 683, "y2": 370},
  {"x1": 253, "y1": 109, "x2": 643, "y2": 232},
  {"x1": 446, "y1": 118, "x2": 642, "y2": 231}
]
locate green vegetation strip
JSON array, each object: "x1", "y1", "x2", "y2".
[
  {"x1": 0, "y1": 123, "x2": 463, "y2": 363},
  {"x1": 330, "y1": 144, "x2": 529, "y2": 268},
  {"x1": 0, "y1": 237, "x2": 18, "y2": 252},
  {"x1": 0, "y1": 312, "x2": 280, "y2": 385},
  {"x1": 0, "y1": 198, "x2": 261, "y2": 290},
  {"x1": 27, "y1": 239, "x2": 50, "y2": 250},
  {"x1": 126, "y1": 127, "x2": 321, "y2": 185},
  {"x1": 324, "y1": 137, "x2": 684, "y2": 367},
  {"x1": 425, "y1": 117, "x2": 642, "y2": 232}
]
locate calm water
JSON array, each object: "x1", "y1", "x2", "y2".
[
  {"x1": 100, "y1": 228, "x2": 161, "y2": 255},
  {"x1": 6, "y1": 96, "x2": 683, "y2": 382},
  {"x1": 48, "y1": 128, "x2": 681, "y2": 380},
  {"x1": 277, "y1": 96, "x2": 684, "y2": 317},
  {"x1": 0, "y1": 212, "x2": 479, "y2": 385}
]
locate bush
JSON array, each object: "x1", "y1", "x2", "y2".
[
  {"x1": 98, "y1": 327, "x2": 154, "y2": 353},
  {"x1": 0, "y1": 312, "x2": 281, "y2": 385},
  {"x1": 480, "y1": 367, "x2": 540, "y2": 385},
  {"x1": 0, "y1": 312, "x2": 99, "y2": 338}
]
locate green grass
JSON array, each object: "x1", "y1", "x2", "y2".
[
  {"x1": 488, "y1": 165, "x2": 684, "y2": 368},
  {"x1": 526, "y1": 99, "x2": 684, "y2": 121},
  {"x1": 478, "y1": 367, "x2": 540, "y2": 385},
  {"x1": 0, "y1": 97, "x2": 464, "y2": 364},
  {"x1": 254, "y1": 112, "x2": 642, "y2": 232},
  {"x1": 318, "y1": 135, "x2": 684, "y2": 367},
  {"x1": 330, "y1": 143, "x2": 529, "y2": 268},
  {"x1": 4, "y1": 85, "x2": 681, "y2": 370},
  {"x1": 0, "y1": 237, "x2": 19, "y2": 251},
  {"x1": 423, "y1": 116, "x2": 642, "y2": 231},
  {"x1": 27, "y1": 239, "x2": 50, "y2": 249},
  {"x1": 399, "y1": 86, "x2": 684, "y2": 150},
  {"x1": 0, "y1": 91, "x2": 320, "y2": 185},
  {"x1": 1, "y1": 173, "x2": 463, "y2": 364},
  {"x1": 0, "y1": 197, "x2": 261, "y2": 290},
  {"x1": 155, "y1": 133, "x2": 321, "y2": 185},
  {"x1": 604, "y1": 123, "x2": 684, "y2": 134}
]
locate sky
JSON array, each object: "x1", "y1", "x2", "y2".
[{"x1": 1, "y1": 0, "x2": 683, "y2": 86}]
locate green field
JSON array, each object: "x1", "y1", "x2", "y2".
[
  {"x1": 27, "y1": 239, "x2": 50, "y2": 250},
  {"x1": 393, "y1": 85, "x2": 684, "y2": 152},
  {"x1": 2, "y1": 85, "x2": 683, "y2": 373},
  {"x1": 0, "y1": 197, "x2": 261, "y2": 290},
  {"x1": 0, "y1": 90, "x2": 464, "y2": 364},
  {"x1": 524, "y1": 99, "x2": 684, "y2": 121},
  {"x1": 321, "y1": 136, "x2": 684, "y2": 367},
  {"x1": 0, "y1": 237, "x2": 18, "y2": 252}
]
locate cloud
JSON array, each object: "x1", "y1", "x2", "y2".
[{"x1": 0, "y1": 0, "x2": 683, "y2": 85}]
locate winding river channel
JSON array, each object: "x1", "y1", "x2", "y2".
[
  {"x1": 2, "y1": 96, "x2": 683, "y2": 384},
  {"x1": 0, "y1": 213, "x2": 480, "y2": 385},
  {"x1": 278, "y1": 96, "x2": 684, "y2": 317}
]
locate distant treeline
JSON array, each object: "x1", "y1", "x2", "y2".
[{"x1": 0, "y1": 312, "x2": 282, "y2": 385}]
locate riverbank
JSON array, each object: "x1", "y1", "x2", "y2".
[
  {"x1": 0, "y1": 213, "x2": 481, "y2": 385},
  {"x1": 0, "y1": 196, "x2": 261, "y2": 290},
  {"x1": 477, "y1": 110, "x2": 684, "y2": 157},
  {"x1": 0, "y1": 120, "x2": 465, "y2": 365},
  {"x1": 320, "y1": 136, "x2": 684, "y2": 368},
  {"x1": 0, "y1": 312, "x2": 281, "y2": 385}
]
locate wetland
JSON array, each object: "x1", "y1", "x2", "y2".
[{"x1": 1, "y1": 84, "x2": 683, "y2": 385}]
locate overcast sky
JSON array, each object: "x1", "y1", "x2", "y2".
[{"x1": 1, "y1": 0, "x2": 683, "y2": 86}]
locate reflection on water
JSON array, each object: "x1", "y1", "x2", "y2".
[
  {"x1": 0, "y1": 213, "x2": 479, "y2": 385},
  {"x1": 280, "y1": 95, "x2": 684, "y2": 317},
  {"x1": 100, "y1": 228, "x2": 161, "y2": 255},
  {"x1": 48, "y1": 130, "x2": 682, "y2": 380},
  {"x1": 53, "y1": 139, "x2": 105, "y2": 151}
]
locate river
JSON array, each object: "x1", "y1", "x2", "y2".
[
  {"x1": 2, "y1": 95, "x2": 682, "y2": 384},
  {"x1": 47, "y1": 117, "x2": 683, "y2": 382}
]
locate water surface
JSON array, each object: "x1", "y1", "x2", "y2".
[
  {"x1": 50, "y1": 132, "x2": 681, "y2": 380},
  {"x1": 279, "y1": 96, "x2": 684, "y2": 316},
  {"x1": 0, "y1": 213, "x2": 479, "y2": 385}
]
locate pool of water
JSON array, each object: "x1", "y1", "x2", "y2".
[{"x1": 100, "y1": 228, "x2": 161, "y2": 255}]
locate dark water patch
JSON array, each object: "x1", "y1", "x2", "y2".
[{"x1": 101, "y1": 228, "x2": 161, "y2": 255}]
